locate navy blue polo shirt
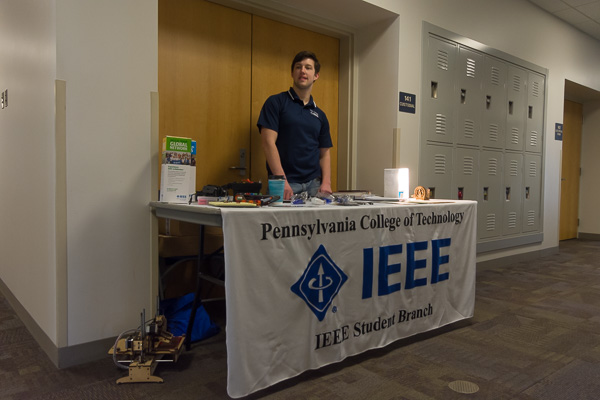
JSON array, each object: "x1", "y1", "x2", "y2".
[{"x1": 257, "y1": 88, "x2": 332, "y2": 184}]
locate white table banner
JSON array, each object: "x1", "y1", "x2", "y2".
[{"x1": 221, "y1": 201, "x2": 477, "y2": 397}]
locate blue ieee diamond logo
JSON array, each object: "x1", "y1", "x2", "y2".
[{"x1": 291, "y1": 245, "x2": 348, "y2": 321}]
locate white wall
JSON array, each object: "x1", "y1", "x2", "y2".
[
  {"x1": 2, "y1": 0, "x2": 600, "y2": 362},
  {"x1": 358, "y1": 0, "x2": 600, "y2": 261},
  {"x1": 355, "y1": 18, "x2": 400, "y2": 192},
  {"x1": 56, "y1": 0, "x2": 158, "y2": 345},
  {"x1": 0, "y1": 0, "x2": 58, "y2": 343},
  {"x1": 579, "y1": 101, "x2": 600, "y2": 235},
  {"x1": 0, "y1": 0, "x2": 157, "y2": 351}
]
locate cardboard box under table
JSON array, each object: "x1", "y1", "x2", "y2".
[{"x1": 157, "y1": 217, "x2": 225, "y2": 338}]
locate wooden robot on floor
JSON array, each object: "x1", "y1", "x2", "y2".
[{"x1": 109, "y1": 309, "x2": 184, "y2": 384}]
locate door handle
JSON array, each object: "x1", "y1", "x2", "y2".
[{"x1": 230, "y1": 149, "x2": 247, "y2": 176}]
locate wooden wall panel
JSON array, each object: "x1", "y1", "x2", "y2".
[
  {"x1": 560, "y1": 100, "x2": 582, "y2": 240},
  {"x1": 159, "y1": 0, "x2": 252, "y2": 188}
]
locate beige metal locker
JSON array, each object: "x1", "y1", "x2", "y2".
[
  {"x1": 452, "y1": 147, "x2": 479, "y2": 201},
  {"x1": 523, "y1": 154, "x2": 542, "y2": 233},
  {"x1": 525, "y1": 72, "x2": 545, "y2": 153},
  {"x1": 478, "y1": 150, "x2": 504, "y2": 239},
  {"x1": 502, "y1": 152, "x2": 523, "y2": 236},
  {"x1": 422, "y1": 36, "x2": 457, "y2": 144},
  {"x1": 455, "y1": 47, "x2": 483, "y2": 147},
  {"x1": 481, "y1": 56, "x2": 507, "y2": 149},
  {"x1": 505, "y1": 65, "x2": 527, "y2": 151},
  {"x1": 420, "y1": 144, "x2": 453, "y2": 199}
]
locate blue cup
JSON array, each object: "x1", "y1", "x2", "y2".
[{"x1": 268, "y1": 175, "x2": 285, "y2": 202}]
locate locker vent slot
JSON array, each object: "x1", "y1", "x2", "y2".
[
  {"x1": 466, "y1": 58, "x2": 476, "y2": 78},
  {"x1": 463, "y1": 156, "x2": 474, "y2": 175},
  {"x1": 507, "y1": 212, "x2": 517, "y2": 229},
  {"x1": 510, "y1": 160, "x2": 519, "y2": 176},
  {"x1": 530, "y1": 131, "x2": 538, "y2": 147},
  {"x1": 464, "y1": 120, "x2": 475, "y2": 138},
  {"x1": 486, "y1": 214, "x2": 496, "y2": 231},
  {"x1": 437, "y1": 50, "x2": 449, "y2": 70},
  {"x1": 434, "y1": 155, "x2": 447, "y2": 174},
  {"x1": 488, "y1": 124, "x2": 499, "y2": 142},
  {"x1": 527, "y1": 210, "x2": 535, "y2": 226},
  {"x1": 512, "y1": 75, "x2": 521, "y2": 92},
  {"x1": 435, "y1": 114, "x2": 447, "y2": 135},
  {"x1": 490, "y1": 67, "x2": 500, "y2": 85},
  {"x1": 511, "y1": 128, "x2": 520, "y2": 144},
  {"x1": 488, "y1": 158, "x2": 498, "y2": 176},
  {"x1": 532, "y1": 81, "x2": 540, "y2": 97},
  {"x1": 529, "y1": 162, "x2": 537, "y2": 177}
]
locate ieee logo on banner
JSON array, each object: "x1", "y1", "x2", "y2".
[{"x1": 291, "y1": 245, "x2": 348, "y2": 321}]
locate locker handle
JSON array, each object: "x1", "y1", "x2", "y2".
[
  {"x1": 528, "y1": 106, "x2": 533, "y2": 119},
  {"x1": 508, "y1": 101, "x2": 514, "y2": 115},
  {"x1": 460, "y1": 89, "x2": 466, "y2": 104},
  {"x1": 525, "y1": 186, "x2": 530, "y2": 199},
  {"x1": 431, "y1": 81, "x2": 438, "y2": 99},
  {"x1": 486, "y1": 95, "x2": 491, "y2": 109},
  {"x1": 505, "y1": 187, "x2": 511, "y2": 201},
  {"x1": 483, "y1": 187, "x2": 488, "y2": 201}
]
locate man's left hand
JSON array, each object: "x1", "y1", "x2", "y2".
[{"x1": 319, "y1": 183, "x2": 332, "y2": 196}]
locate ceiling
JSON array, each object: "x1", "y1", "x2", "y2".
[{"x1": 528, "y1": 0, "x2": 600, "y2": 41}]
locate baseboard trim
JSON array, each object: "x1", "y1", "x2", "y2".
[
  {"x1": 578, "y1": 232, "x2": 600, "y2": 241},
  {"x1": 0, "y1": 278, "x2": 59, "y2": 365},
  {"x1": 477, "y1": 246, "x2": 559, "y2": 270},
  {"x1": 0, "y1": 278, "x2": 116, "y2": 369},
  {"x1": 57, "y1": 336, "x2": 118, "y2": 369},
  {"x1": 477, "y1": 233, "x2": 544, "y2": 253}
]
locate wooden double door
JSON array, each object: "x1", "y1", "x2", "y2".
[
  {"x1": 559, "y1": 100, "x2": 583, "y2": 240},
  {"x1": 158, "y1": 0, "x2": 339, "y2": 192}
]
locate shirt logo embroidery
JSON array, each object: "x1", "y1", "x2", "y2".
[{"x1": 309, "y1": 109, "x2": 319, "y2": 118}]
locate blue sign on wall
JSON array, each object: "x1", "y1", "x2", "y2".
[
  {"x1": 555, "y1": 123, "x2": 563, "y2": 141},
  {"x1": 399, "y1": 92, "x2": 416, "y2": 114}
]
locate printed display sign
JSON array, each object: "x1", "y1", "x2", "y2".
[
  {"x1": 159, "y1": 136, "x2": 195, "y2": 203},
  {"x1": 555, "y1": 123, "x2": 563, "y2": 141},
  {"x1": 399, "y1": 92, "x2": 416, "y2": 114},
  {"x1": 221, "y1": 201, "x2": 477, "y2": 397}
]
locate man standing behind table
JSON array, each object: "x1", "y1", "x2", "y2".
[{"x1": 257, "y1": 51, "x2": 333, "y2": 200}]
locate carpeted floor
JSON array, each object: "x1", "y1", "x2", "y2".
[{"x1": 2, "y1": 239, "x2": 600, "y2": 399}]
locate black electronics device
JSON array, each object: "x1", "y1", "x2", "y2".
[
  {"x1": 223, "y1": 180, "x2": 262, "y2": 195},
  {"x1": 197, "y1": 185, "x2": 227, "y2": 198},
  {"x1": 237, "y1": 194, "x2": 279, "y2": 206}
]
